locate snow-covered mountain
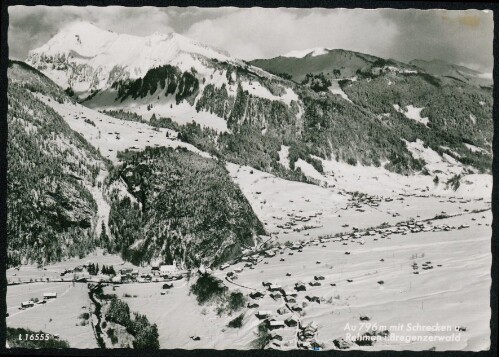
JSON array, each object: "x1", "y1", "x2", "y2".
[
  {"x1": 27, "y1": 21, "x2": 235, "y2": 97},
  {"x1": 25, "y1": 21, "x2": 492, "y2": 182}
]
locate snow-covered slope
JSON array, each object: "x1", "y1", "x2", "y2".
[{"x1": 283, "y1": 47, "x2": 329, "y2": 58}]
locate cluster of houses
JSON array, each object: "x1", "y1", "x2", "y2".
[
  {"x1": 19, "y1": 292, "x2": 57, "y2": 309},
  {"x1": 346, "y1": 193, "x2": 385, "y2": 212},
  {"x1": 274, "y1": 211, "x2": 322, "y2": 234},
  {"x1": 247, "y1": 279, "x2": 325, "y2": 350},
  {"x1": 54, "y1": 260, "x2": 182, "y2": 284},
  {"x1": 297, "y1": 321, "x2": 320, "y2": 349},
  {"x1": 110, "y1": 262, "x2": 180, "y2": 284}
]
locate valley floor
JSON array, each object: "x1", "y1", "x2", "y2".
[
  {"x1": 7, "y1": 195, "x2": 491, "y2": 351},
  {"x1": 6, "y1": 95, "x2": 492, "y2": 351}
]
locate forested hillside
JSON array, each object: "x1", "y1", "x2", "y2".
[
  {"x1": 106, "y1": 146, "x2": 265, "y2": 268},
  {"x1": 7, "y1": 61, "x2": 108, "y2": 266},
  {"x1": 339, "y1": 69, "x2": 492, "y2": 172}
]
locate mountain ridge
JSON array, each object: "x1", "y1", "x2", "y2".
[{"x1": 22, "y1": 22, "x2": 493, "y2": 180}]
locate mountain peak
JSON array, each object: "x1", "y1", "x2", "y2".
[
  {"x1": 282, "y1": 47, "x2": 329, "y2": 58},
  {"x1": 26, "y1": 22, "x2": 236, "y2": 94},
  {"x1": 28, "y1": 22, "x2": 231, "y2": 62}
]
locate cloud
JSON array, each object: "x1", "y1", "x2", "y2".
[
  {"x1": 8, "y1": 6, "x2": 174, "y2": 59},
  {"x1": 183, "y1": 8, "x2": 400, "y2": 60},
  {"x1": 380, "y1": 9, "x2": 493, "y2": 73}
]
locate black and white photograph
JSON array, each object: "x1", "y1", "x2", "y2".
[{"x1": 2, "y1": 3, "x2": 496, "y2": 351}]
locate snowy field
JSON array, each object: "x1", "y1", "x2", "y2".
[
  {"x1": 89, "y1": 208, "x2": 490, "y2": 351},
  {"x1": 211, "y1": 211, "x2": 491, "y2": 351},
  {"x1": 226, "y1": 163, "x2": 490, "y2": 243},
  {"x1": 35, "y1": 95, "x2": 209, "y2": 163},
  {"x1": 7, "y1": 282, "x2": 97, "y2": 348},
  {"x1": 6, "y1": 249, "x2": 139, "y2": 284}
]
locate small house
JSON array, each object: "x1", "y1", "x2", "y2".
[
  {"x1": 285, "y1": 316, "x2": 298, "y2": 327},
  {"x1": 249, "y1": 291, "x2": 265, "y2": 299},
  {"x1": 269, "y1": 320, "x2": 285, "y2": 329},
  {"x1": 43, "y1": 292, "x2": 57, "y2": 300},
  {"x1": 256, "y1": 310, "x2": 272, "y2": 318},
  {"x1": 277, "y1": 307, "x2": 287, "y2": 315},
  {"x1": 294, "y1": 282, "x2": 307, "y2": 291},
  {"x1": 305, "y1": 295, "x2": 321, "y2": 303},
  {"x1": 264, "y1": 250, "x2": 276, "y2": 258},
  {"x1": 120, "y1": 268, "x2": 133, "y2": 276},
  {"x1": 270, "y1": 292, "x2": 282, "y2": 300},
  {"x1": 284, "y1": 296, "x2": 296, "y2": 303},
  {"x1": 21, "y1": 301, "x2": 34, "y2": 308},
  {"x1": 268, "y1": 284, "x2": 282, "y2": 292}
]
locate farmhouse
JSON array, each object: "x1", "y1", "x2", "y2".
[{"x1": 43, "y1": 292, "x2": 57, "y2": 300}]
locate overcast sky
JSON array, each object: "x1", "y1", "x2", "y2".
[{"x1": 8, "y1": 6, "x2": 494, "y2": 73}]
